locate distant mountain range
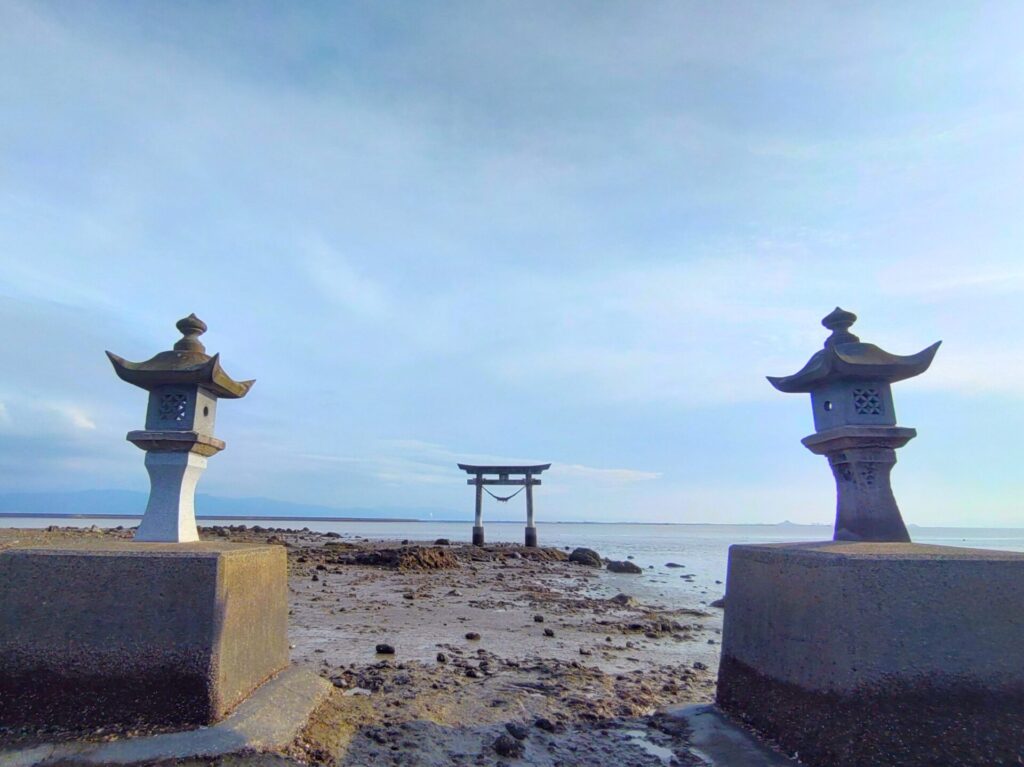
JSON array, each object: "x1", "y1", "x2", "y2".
[{"x1": 0, "y1": 490, "x2": 456, "y2": 522}]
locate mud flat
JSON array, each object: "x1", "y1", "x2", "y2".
[{"x1": 0, "y1": 525, "x2": 732, "y2": 766}]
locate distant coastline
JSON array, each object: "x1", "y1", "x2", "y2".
[{"x1": 0, "y1": 513, "x2": 419, "y2": 523}]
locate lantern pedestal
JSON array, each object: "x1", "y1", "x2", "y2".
[
  {"x1": 802, "y1": 425, "x2": 915, "y2": 542},
  {"x1": 0, "y1": 542, "x2": 288, "y2": 729},
  {"x1": 127, "y1": 430, "x2": 225, "y2": 543},
  {"x1": 717, "y1": 541, "x2": 1024, "y2": 767}
]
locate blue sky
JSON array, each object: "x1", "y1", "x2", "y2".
[{"x1": 1, "y1": 2, "x2": 1022, "y2": 525}]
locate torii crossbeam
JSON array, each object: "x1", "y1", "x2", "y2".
[{"x1": 457, "y1": 463, "x2": 551, "y2": 547}]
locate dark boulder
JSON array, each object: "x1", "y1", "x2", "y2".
[
  {"x1": 607, "y1": 560, "x2": 643, "y2": 574},
  {"x1": 568, "y1": 547, "x2": 602, "y2": 567}
]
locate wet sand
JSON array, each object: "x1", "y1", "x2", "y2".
[{"x1": 0, "y1": 525, "x2": 727, "y2": 766}]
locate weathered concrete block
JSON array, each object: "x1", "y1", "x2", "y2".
[
  {"x1": 717, "y1": 542, "x2": 1024, "y2": 766},
  {"x1": 0, "y1": 542, "x2": 288, "y2": 729}
]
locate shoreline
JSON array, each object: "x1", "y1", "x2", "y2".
[{"x1": 0, "y1": 524, "x2": 724, "y2": 765}]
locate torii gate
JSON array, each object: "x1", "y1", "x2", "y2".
[{"x1": 457, "y1": 463, "x2": 551, "y2": 547}]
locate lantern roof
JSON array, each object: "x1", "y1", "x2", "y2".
[
  {"x1": 767, "y1": 307, "x2": 940, "y2": 394},
  {"x1": 106, "y1": 314, "x2": 255, "y2": 399}
]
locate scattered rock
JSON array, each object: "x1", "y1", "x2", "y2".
[
  {"x1": 436, "y1": 652, "x2": 448, "y2": 663},
  {"x1": 505, "y1": 722, "x2": 529, "y2": 740},
  {"x1": 493, "y1": 733, "x2": 525, "y2": 758},
  {"x1": 666, "y1": 562, "x2": 684, "y2": 568},
  {"x1": 543, "y1": 628, "x2": 555, "y2": 637},
  {"x1": 535, "y1": 717, "x2": 557, "y2": 732},
  {"x1": 466, "y1": 668, "x2": 481, "y2": 679},
  {"x1": 465, "y1": 632, "x2": 481, "y2": 640},
  {"x1": 434, "y1": 538, "x2": 451, "y2": 545},
  {"x1": 607, "y1": 560, "x2": 643, "y2": 574},
  {"x1": 375, "y1": 643, "x2": 395, "y2": 655},
  {"x1": 338, "y1": 546, "x2": 459, "y2": 571},
  {"x1": 568, "y1": 547, "x2": 602, "y2": 567},
  {"x1": 533, "y1": 614, "x2": 545, "y2": 623},
  {"x1": 610, "y1": 593, "x2": 636, "y2": 606},
  {"x1": 693, "y1": 661, "x2": 708, "y2": 671}
]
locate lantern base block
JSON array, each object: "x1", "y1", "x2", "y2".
[
  {"x1": 0, "y1": 542, "x2": 288, "y2": 729},
  {"x1": 717, "y1": 541, "x2": 1024, "y2": 766}
]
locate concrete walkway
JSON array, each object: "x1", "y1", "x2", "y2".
[
  {"x1": 664, "y1": 704, "x2": 800, "y2": 766},
  {"x1": 1, "y1": 666, "x2": 332, "y2": 767}
]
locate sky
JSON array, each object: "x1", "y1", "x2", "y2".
[{"x1": 1, "y1": 1, "x2": 1023, "y2": 526}]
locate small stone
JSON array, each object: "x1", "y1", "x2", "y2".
[
  {"x1": 437, "y1": 652, "x2": 448, "y2": 663},
  {"x1": 434, "y1": 538, "x2": 451, "y2": 545},
  {"x1": 535, "y1": 717, "x2": 557, "y2": 732},
  {"x1": 466, "y1": 668, "x2": 481, "y2": 678},
  {"x1": 610, "y1": 593, "x2": 635, "y2": 606},
  {"x1": 494, "y1": 733, "x2": 525, "y2": 758},
  {"x1": 693, "y1": 661, "x2": 708, "y2": 671},
  {"x1": 375, "y1": 643, "x2": 395, "y2": 655},
  {"x1": 505, "y1": 722, "x2": 529, "y2": 740},
  {"x1": 465, "y1": 632, "x2": 481, "y2": 640},
  {"x1": 579, "y1": 647, "x2": 592, "y2": 656},
  {"x1": 533, "y1": 615, "x2": 544, "y2": 623},
  {"x1": 543, "y1": 628, "x2": 555, "y2": 637},
  {"x1": 311, "y1": 573, "x2": 319, "y2": 582}
]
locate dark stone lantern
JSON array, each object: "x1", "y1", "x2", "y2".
[
  {"x1": 768, "y1": 308, "x2": 940, "y2": 542},
  {"x1": 106, "y1": 314, "x2": 254, "y2": 542}
]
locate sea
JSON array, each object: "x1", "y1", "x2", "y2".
[{"x1": 5, "y1": 517, "x2": 1024, "y2": 606}]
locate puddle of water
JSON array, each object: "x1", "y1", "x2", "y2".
[{"x1": 623, "y1": 729, "x2": 676, "y2": 765}]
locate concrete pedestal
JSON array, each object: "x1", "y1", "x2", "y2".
[
  {"x1": 0, "y1": 542, "x2": 288, "y2": 729},
  {"x1": 524, "y1": 526, "x2": 537, "y2": 547},
  {"x1": 472, "y1": 526, "x2": 485, "y2": 546},
  {"x1": 717, "y1": 542, "x2": 1024, "y2": 767}
]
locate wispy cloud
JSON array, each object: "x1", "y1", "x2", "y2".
[{"x1": 1, "y1": 2, "x2": 1022, "y2": 523}]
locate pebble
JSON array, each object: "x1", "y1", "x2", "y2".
[
  {"x1": 535, "y1": 717, "x2": 557, "y2": 732},
  {"x1": 533, "y1": 614, "x2": 545, "y2": 623},
  {"x1": 494, "y1": 733, "x2": 525, "y2": 757},
  {"x1": 376, "y1": 643, "x2": 395, "y2": 655},
  {"x1": 505, "y1": 722, "x2": 529, "y2": 740},
  {"x1": 465, "y1": 632, "x2": 481, "y2": 640},
  {"x1": 543, "y1": 628, "x2": 555, "y2": 637}
]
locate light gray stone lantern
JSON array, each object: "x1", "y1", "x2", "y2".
[
  {"x1": 768, "y1": 308, "x2": 940, "y2": 542},
  {"x1": 107, "y1": 314, "x2": 254, "y2": 542}
]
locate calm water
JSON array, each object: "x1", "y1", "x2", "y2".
[{"x1": 6, "y1": 517, "x2": 1024, "y2": 605}]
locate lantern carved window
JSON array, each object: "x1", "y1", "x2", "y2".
[
  {"x1": 158, "y1": 392, "x2": 189, "y2": 422},
  {"x1": 852, "y1": 388, "x2": 883, "y2": 416}
]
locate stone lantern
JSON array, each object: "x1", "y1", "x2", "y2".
[
  {"x1": 767, "y1": 308, "x2": 940, "y2": 542},
  {"x1": 107, "y1": 314, "x2": 254, "y2": 542}
]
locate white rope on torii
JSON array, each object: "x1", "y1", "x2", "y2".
[{"x1": 457, "y1": 463, "x2": 551, "y2": 547}]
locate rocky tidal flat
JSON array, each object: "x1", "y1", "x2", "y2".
[{"x1": 0, "y1": 525, "x2": 726, "y2": 766}]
